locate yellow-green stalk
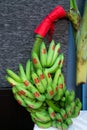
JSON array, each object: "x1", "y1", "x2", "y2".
[
  {"x1": 67, "y1": 0, "x2": 87, "y2": 85},
  {"x1": 75, "y1": 0, "x2": 87, "y2": 85}
]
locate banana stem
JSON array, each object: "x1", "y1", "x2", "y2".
[
  {"x1": 46, "y1": 99, "x2": 60, "y2": 112},
  {"x1": 76, "y1": 59, "x2": 87, "y2": 85},
  {"x1": 70, "y1": 0, "x2": 78, "y2": 10},
  {"x1": 66, "y1": 0, "x2": 81, "y2": 31},
  {"x1": 76, "y1": 0, "x2": 87, "y2": 85},
  {"x1": 32, "y1": 34, "x2": 43, "y2": 56}
]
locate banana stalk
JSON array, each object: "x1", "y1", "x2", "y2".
[
  {"x1": 32, "y1": 34, "x2": 43, "y2": 56},
  {"x1": 67, "y1": 0, "x2": 87, "y2": 85},
  {"x1": 76, "y1": 0, "x2": 87, "y2": 85}
]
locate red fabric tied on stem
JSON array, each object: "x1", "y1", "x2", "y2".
[{"x1": 34, "y1": 6, "x2": 66, "y2": 40}]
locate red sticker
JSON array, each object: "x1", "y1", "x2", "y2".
[
  {"x1": 17, "y1": 90, "x2": 26, "y2": 95},
  {"x1": 11, "y1": 83, "x2": 15, "y2": 87},
  {"x1": 34, "y1": 92, "x2": 40, "y2": 97},
  {"x1": 58, "y1": 119, "x2": 62, "y2": 122},
  {"x1": 58, "y1": 48, "x2": 60, "y2": 52},
  {"x1": 42, "y1": 48, "x2": 46, "y2": 54},
  {"x1": 59, "y1": 84, "x2": 63, "y2": 89},
  {"x1": 48, "y1": 73, "x2": 51, "y2": 78},
  {"x1": 52, "y1": 45, "x2": 55, "y2": 50},
  {"x1": 58, "y1": 60, "x2": 61, "y2": 65},
  {"x1": 51, "y1": 112, "x2": 55, "y2": 117},
  {"x1": 49, "y1": 90, "x2": 54, "y2": 96},
  {"x1": 17, "y1": 100, "x2": 22, "y2": 105},
  {"x1": 68, "y1": 111, "x2": 71, "y2": 115},
  {"x1": 33, "y1": 58, "x2": 38, "y2": 64},
  {"x1": 24, "y1": 80, "x2": 29, "y2": 86},
  {"x1": 28, "y1": 105, "x2": 34, "y2": 108},
  {"x1": 63, "y1": 114, "x2": 67, "y2": 118},
  {"x1": 40, "y1": 74, "x2": 44, "y2": 79},
  {"x1": 56, "y1": 86, "x2": 58, "y2": 91},
  {"x1": 34, "y1": 78, "x2": 39, "y2": 84}
]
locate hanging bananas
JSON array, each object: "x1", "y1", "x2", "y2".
[{"x1": 6, "y1": 39, "x2": 82, "y2": 129}]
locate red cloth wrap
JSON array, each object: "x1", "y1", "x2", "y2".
[{"x1": 34, "y1": 6, "x2": 66, "y2": 38}]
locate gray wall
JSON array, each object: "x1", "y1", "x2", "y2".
[{"x1": 0, "y1": 0, "x2": 69, "y2": 87}]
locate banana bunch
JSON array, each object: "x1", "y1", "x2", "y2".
[{"x1": 6, "y1": 39, "x2": 82, "y2": 129}]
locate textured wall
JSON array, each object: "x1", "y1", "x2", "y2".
[{"x1": 0, "y1": 0, "x2": 69, "y2": 87}]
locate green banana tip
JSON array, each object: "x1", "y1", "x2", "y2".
[
  {"x1": 5, "y1": 75, "x2": 8, "y2": 80},
  {"x1": 5, "y1": 75, "x2": 11, "y2": 83},
  {"x1": 6, "y1": 68, "x2": 10, "y2": 73},
  {"x1": 19, "y1": 63, "x2": 23, "y2": 68},
  {"x1": 5, "y1": 75, "x2": 10, "y2": 82}
]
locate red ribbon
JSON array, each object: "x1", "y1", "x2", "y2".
[{"x1": 34, "y1": 6, "x2": 66, "y2": 40}]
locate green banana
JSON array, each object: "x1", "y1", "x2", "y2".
[
  {"x1": 18, "y1": 63, "x2": 28, "y2": 83},
  {"x1": 48, "y1": 106, "x2": 56, "y2": 120},
  {"x1": 65, "y1": 90, "x2": 75, "y2": 105},
  {"x1": 25, "y1": 59, "x2": 31, "y2": 81},
  {"x1": 52, "y1": 68, "x2": 61, "y2": 86},
  {"x1": 61, "y1": 122, "x2": 68, "y2": 130},
  {"x1": 15, "y1": 84, "x2": 35, "y2": 99},
  {"x1": 65, "y1": 105, "x2": 72, "y2": 117},
  {"x1": 22, "y1": 96, "x2": 43, "y2": 109},
  {"x1": 75, "y1": 98, "x2": 82, "y2": 109},
  {"x1": 5, "y1": 76, "x2": 19, "y2": 86},
  {"x1": 12, "y1": 86, "x2": 37, "y2": 110},
  {"x1": 27, "y1": 83, "x2": 46, "y2": 102},
  {"x1": 16, "y1": 77, "x2": 46, "y2": 102},
  {"x1": 12, "y1": 85, "x2": 17, "y2": 94},
  {"x1": 30, "y1": 112, "x2": 42, "y2": 122},
  {"x1": 46, "y1": 85, "x2": 54, "y2": 99},
  {"x1": 51, "y1": 42, "x2": 60, "y2": 65},
  {"x1": 30, "y1": 113, "x2": 36, "y2": 123},
  {"x1": 33, "y1": 92, "x2": 46, "y2": 102},
  {"x1": 53, "y1": 76, "x2": 65, "y2": 101},
  {"x1": 44, "y1": 69, "x2": 52, "y2": 85},
  {"x1": 70, "y1": 102, "x2": 75, "y2": 110},
  {"x1": 59, "y1": 53, "x2": 64, "y2": 68},
  {"x1": 77, "y1": 102, "x2": 82, "y2": 110},
  {"x1": 46, "y1": 99, "x2": 60, "y2": 113},
  {"x1": 74, "y1": 106, "x2": 80, "y2": 117},
  {"x1": 12, "y1": 88, "x2": 27, "y2": 107},
  {"x1": 68, "y1": 90, "x2": 75, "y2": 103},
  {"x1": 30, "y1": 61, "x2": 35, "y2": 73},
  {"x1": 15, "y1": 94, "x2": 27, "y2": 107},
  {"x1": 32, "y1": 51, "x2": 42, "y2": 70},
  {"x1": 59, "y1": 100, "x2": 65, "y2": 108},
  {"x1": 65, "y1": 90, "x2": 70, "y2": 102},
  {"x1": 26, "y1": 106, "x2": 40, "y2": 113},
  {"x1": 56, "y1": 122, "x2": 62, "y2": 129},
  {"x1": 65, "y1": 118, "x2": 72, "y2": 126},
  {"x1": 40, "y1": 41, "x2": 47, "y2": 67},
  {"x1": 45, "y1": 53, "x2": 63, "y2": 73},
  {"x1": 31, "y1": 71, "x2": 45, "y2": 93},
  {"x1": 36, "y1": 69, "x2": 47, "y2": 91},
  {"x1": 53, "y1": 86, "x2": 66, "y2": 101},
  {"x1": 35, "y1": 110, "x2": 51, "y2": 123},
  {"x1": 56, "y1": 113, "x2": 63, "y2": 122},
  {"x1": 60, "y1": 108, "x2": 67, "y2": 120},
  {"x1": 36, "y1": 120, "x2": 52, "y2": 128},
  {"x1": 52, "y1": 68, "x2": 61, "y2": 94},
  {"x1": 71, "y1": 99, "x2": 81, "y2": 117},
  {"x1": 52, "y1": 120, "x2": 57, "y2": 128},
  {"x1": 46, "y1": 40, "x2": 55, "y2": 67},
  {"x1": 6, "y1": 69, "x2": 22, "y2": 83}
]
